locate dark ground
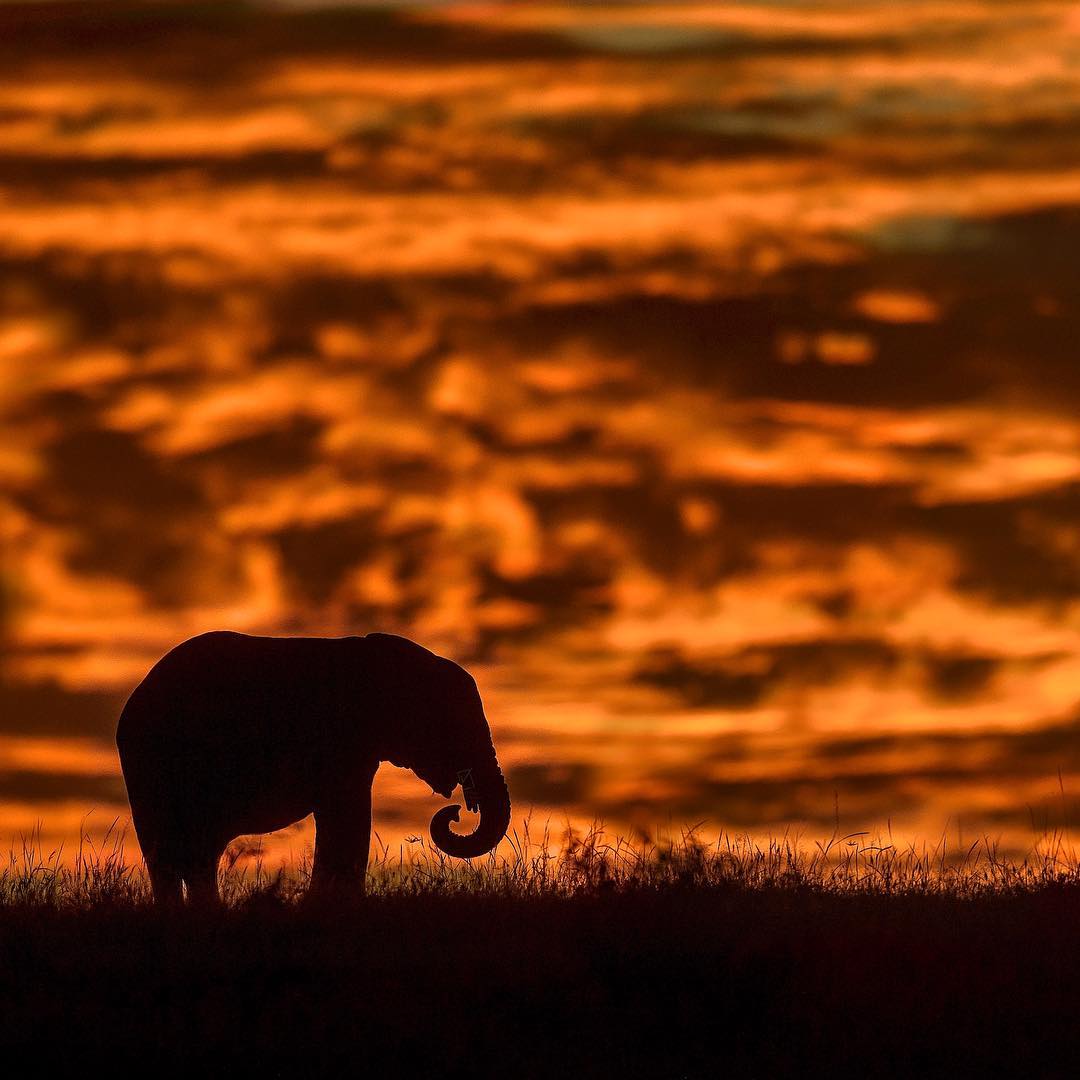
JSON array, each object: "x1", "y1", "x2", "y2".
[{"x1": 3, "y1": 884, "x2": 1080, "y2": 1077}]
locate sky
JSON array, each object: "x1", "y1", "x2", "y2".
[{"x1": 1, "y1": 0, "x2": 1079, "y2": 863}]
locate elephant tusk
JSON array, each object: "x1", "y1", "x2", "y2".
[{"x1": 458, "y1": 768, "x2": 479, "y2": 813}]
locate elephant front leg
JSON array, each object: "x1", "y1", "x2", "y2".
[{"x1": 311, "y1": 780, "x2": 373, "y2": 898}]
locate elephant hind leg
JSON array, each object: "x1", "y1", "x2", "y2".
[
  {"x1": 182, "y1": 850, "x2": 223, "y2": 907},
  {"x1": 145, "y1": 855, "x2": 183, "y2": 906},
  {"x1": 143, "y1": 837, "x2": 222, "y2": 906}
]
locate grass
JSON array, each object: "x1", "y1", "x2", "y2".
[
  {"x1": 6, "y1": 816, "x2": 1080, "y2": 905},
  {"x1": 4, "y1": 820, "x2": 1080, "y2": 1075}
]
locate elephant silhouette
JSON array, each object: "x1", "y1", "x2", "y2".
[{"x1": 116, "y1": 631, "x2": 511, "y2": 903}]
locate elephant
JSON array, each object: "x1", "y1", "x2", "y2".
[{"x1": 116, "y1": 630, "x2": 511, "y2": 903}]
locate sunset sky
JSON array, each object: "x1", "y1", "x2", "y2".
[{"x1": 1, "y1": 0, "x2": 1079, "y2": 862}]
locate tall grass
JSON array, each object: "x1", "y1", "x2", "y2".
[
  {"x1": 5, "y1": 815, "x2": 1080, "y2": 908},
  {"x1": 5, "y1": 817, "x2": 1080, "y2": 1074}
]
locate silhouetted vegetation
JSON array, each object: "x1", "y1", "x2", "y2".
[{"x1": 4, "y1": 823, "x2": 1080, "y2": 1075}]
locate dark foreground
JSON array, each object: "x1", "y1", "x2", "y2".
[{"x1": 3, "y1": 879, "x2": 1080, "y2": 1077}]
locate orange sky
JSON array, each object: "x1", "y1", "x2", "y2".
[{"x1": 1, "y1": 0, "x2": 1079, "y2": 863}]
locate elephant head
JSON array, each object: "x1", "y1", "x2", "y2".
[{"x1": 365, "y1": 633, "x2": 511, "y2": 859}]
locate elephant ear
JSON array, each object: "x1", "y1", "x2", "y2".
[
  {"x1": 365, "y1": 632, "x2": 442, "y2": 672},
  {"x1": 363, "y1": 633, "x2": 442, "y2": 701},
  {"x1": 362, "y1": 633, "x2": 453, "y2": 759}
]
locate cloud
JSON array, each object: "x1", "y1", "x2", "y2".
[
  {"x1": 0, "y1": 769, "x2": 124, "y2": 804},
  {"x1": 0, "y1": 682, "x2": 125, "y2": 739},
  {"x1": 2, "y1": 0, "x2": 1080, "y2": 855},
  {"x1": 508, "y1": 763, "x2": 597, "y2": 806}
]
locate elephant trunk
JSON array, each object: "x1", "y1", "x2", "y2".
[{"x1": 429, "y1": 753, "x2": 511, "y2": 859}]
